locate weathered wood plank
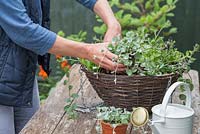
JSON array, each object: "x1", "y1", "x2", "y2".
[
  {"x1": 20, "y1": 65, "x2": 86, "y2": 134},
  {"x1": 52, "y1": 64, "x2": 103, "y2": 134},
  {"x1": 20, "y1": 78, "x2": 67, "y2": 134},
  {"x1": 184, "y1": 70, "x2": 200, "y2": 134},
  {"x1": 172, "y1": 70, "x2": 200, "y2": 134},
  {"x1": 52, "y1": 112, "x2": 97, "y2": 134}
]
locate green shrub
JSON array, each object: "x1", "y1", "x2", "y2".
[{"x1": 94, "y1": 0, "x2": 178, "y2": 37}]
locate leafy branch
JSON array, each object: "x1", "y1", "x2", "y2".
[
  {"x1": 64, "y1": 85, "x2": 79, "y2": 119},
  {"x1": 94, "y1": 0, "x2": 178, "y2": 37}
]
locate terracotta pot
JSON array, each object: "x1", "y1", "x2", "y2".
[{"x1": 100, "y1": 121, "x2": 128, "y2": 134}]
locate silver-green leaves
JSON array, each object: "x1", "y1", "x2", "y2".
[
  {"x1": 97, "y1": 106, "x2": 131, "y2": 126},
  {"x1": 109, "y1": 30, "x2": 200, "y2": 76}
]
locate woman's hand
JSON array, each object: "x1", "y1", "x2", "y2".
[
  {"x1": 49, "y1": 36, "x2": 125, "y2": 71},
  {"x1": 85, "y1": 43, "x2": 125, "y2": 71},
  {"x1": 104, "y1": 22, "x2": 121, "y2": 42},
  {"x1": 93, "y1": 0, "x2": 122, "y2": 42}
]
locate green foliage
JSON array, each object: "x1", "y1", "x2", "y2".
[
  {"x1": 38, "y1": 78, "x2": 56, "y2": 101},
  {"x1": 57, "y1": 31, "x2": 66, "y2": 37},
  {"x1": 58, "y1": 30, "x2": 87, "y2": 42},
  {"x1": 108, "y1": 29, "x2": 200, "y2": 76},
  {"x1": 94, "y1": 0, "x2": 178, "y2": 37},
  {"x1": 178, "y1": 77, "x2": 194, "y2": 102},
  {"x1": 38, "y1": 65, "x2": 65, "y2": 101},
  {"x1": 97, "y1": 106, "x2": 131, "y2": 127},
  {"x1": 79, "y1": 59, "x2": 100, "y2": 72},
  {"x1": 178, "y1": 77, "x2": 194, "y2": 91},
  {"x1": 64, "y1": 84, "x2": 79, "y2": 120},
  {"x1": 64, "y1": 103, "x2": 78, "y2": 119},
  {"x1": 66, "y1": 31, "x2": 87, "y2": 42}
]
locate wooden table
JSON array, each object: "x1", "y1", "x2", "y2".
[{"x1": 20, "y1": 65, "x2": 199, "y2": 134}]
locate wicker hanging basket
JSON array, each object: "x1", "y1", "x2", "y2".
[{"x1": 82, "y1": 66, "x2": 179, "y2": 112}]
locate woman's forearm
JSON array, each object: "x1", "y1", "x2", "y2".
[
  {"x1": 48, "y1": 36, "x2": 89, "y2": 59},
  {"x1": 48, "y1": 35, "x2": 125, "y2": 71},
  {"x1": 93, "y1": 0, "x2": 120, "y2": 29},
  {"x1": 93, "y1": 0, "x2": 121, "y2": 42}
]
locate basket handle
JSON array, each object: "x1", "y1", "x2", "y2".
[{"x1": 160, "y1": 82, "x2": 191, "y2": 116}]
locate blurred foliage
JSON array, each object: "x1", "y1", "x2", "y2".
[
  {"x1": 58, "y1": 30, "x2": 87, "y2": 42},
  {"x1": 94, "y1": 0, "x2": 178, "y2": 37},
  {"x1": 38, "y1": 64, "x2": 65, "y2": 101}
]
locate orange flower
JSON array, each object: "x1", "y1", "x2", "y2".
[
  {"x1": 38, "y1": 65, "x2": 48, "y2": 80},
  {"x1": 60, "y1": 60, "x2": 68, "y2": 69},
  {"x1": 66, "y1": 65, "x2": 71, "y2": 69},
  {"x1": 55, "y1": 55, "x2": 62, "y2": 59}
]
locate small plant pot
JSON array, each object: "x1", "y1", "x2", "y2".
[{"x1": 100, "y1": 121, "x2": 128, "y2": 134}]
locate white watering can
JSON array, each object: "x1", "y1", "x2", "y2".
[
  {"x1": 151, "y1": 82, "x2": 195, "y2": 134},
  {"x1": 130, "y1": 82, "x2": 194, "y2": 133}
]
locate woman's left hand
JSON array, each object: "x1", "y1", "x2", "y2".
[{"x1": 104, "y1": 21, "x2": 121, "y2": 42}]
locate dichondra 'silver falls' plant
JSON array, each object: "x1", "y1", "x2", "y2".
[
  {"x1": 97, "y1": 106, "x2": 131, "y2": 128},
  {"x1": 107, "y1": 29, "x2": 200, "y2": 76}
]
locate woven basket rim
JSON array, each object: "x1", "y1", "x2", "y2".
[{"x1": 81, "y1": 65, "x2": 179, "y2": 79}]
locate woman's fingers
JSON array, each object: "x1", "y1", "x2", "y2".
[
  {"x1": 87, "y1": 43, "x2": 126, "y2": 71},
  {"x1": 105, "y1": 49, "x2": 118, "y2": 61},
  {"x1": 104, "y1": 49, "x2": 126, "y2": 69},
  {"x1": 99, "y1": 56, "x2": 126, "y2": 71}
]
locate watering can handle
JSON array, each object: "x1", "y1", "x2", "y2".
[{"x1": 160, "y1": 82, "x2": 192, "y2": 116}]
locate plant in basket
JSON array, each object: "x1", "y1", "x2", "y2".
[
  {"x1": 108, "y1": 29, "x2": 199, "y2": 76},
  {"x1": 81, "y1": 28, "x2": 200, "y2": 112},
  {"x1": 96, "y1": 106, "x2": 131, "y2": 134}
]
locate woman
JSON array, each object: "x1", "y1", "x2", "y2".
[{"x1": 0, "y1": 0, "x2": 125, "y2": 133}]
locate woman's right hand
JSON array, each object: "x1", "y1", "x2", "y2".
[
  {"x1": 85, "y1": 43, "x2": 125, "y2": 71},
  {"x1": 49, "y1": 36, "x2": 125, "y2": 71}
]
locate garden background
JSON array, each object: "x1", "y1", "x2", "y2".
[{"x1": 38, "y1": 0, "x2": 200, "y2": 100}]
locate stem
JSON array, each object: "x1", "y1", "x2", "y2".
[{"x1": 138, "y1": 3, "x2": 146, "y2": 15}]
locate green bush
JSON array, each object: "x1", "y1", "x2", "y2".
[{"x1": 94, "y1": 0, "x2": 178, "y2": 37}]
